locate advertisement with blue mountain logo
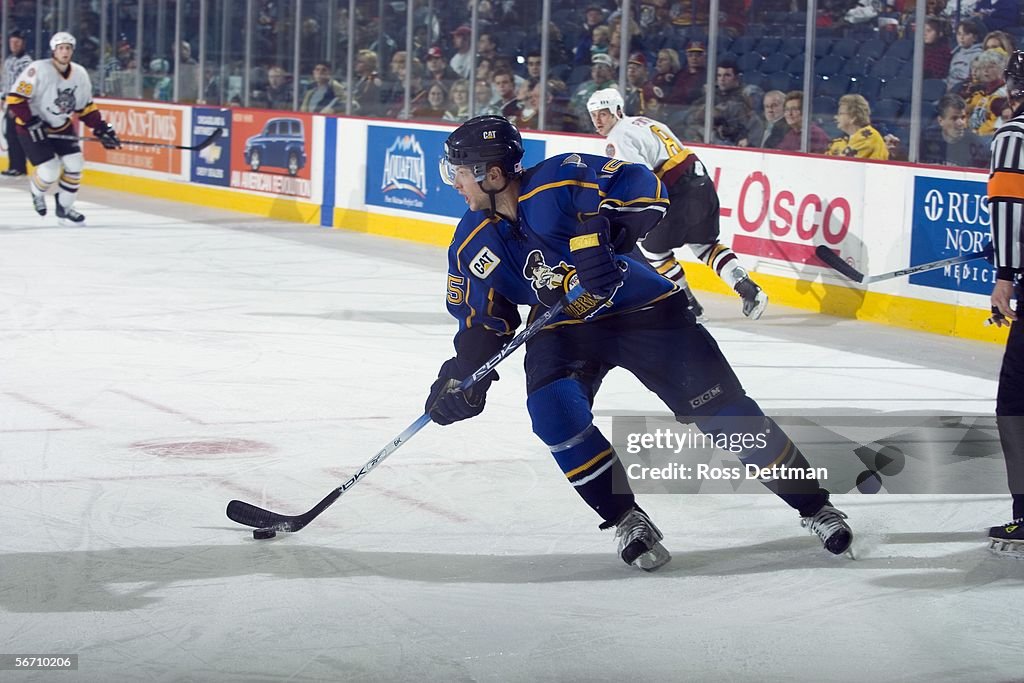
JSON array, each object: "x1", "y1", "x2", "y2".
[{"x1": 365, "y1": 126, "x2": 545, "y2": 219}]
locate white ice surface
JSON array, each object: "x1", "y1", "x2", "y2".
[{"x1": 1, "y1": 185, "x2": 1022, "y2": 682}]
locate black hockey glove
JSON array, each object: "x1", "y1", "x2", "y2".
[
  {"x1": 94, "y1": 121, "x2": 122, "y2": 149},
  {"x1": 425, "y1": 357, "x2": 498, "y2": 426},
  {"x1": 24, "y1": 116, "x2": 47, "y2": 143},
  {"x1": 570, "y1": 215, "x2": 624, "y2": 298}
]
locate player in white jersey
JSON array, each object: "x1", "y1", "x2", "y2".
[
  {"x1": 5, "y1": 31, "x2": 121, "y2": 226},
  {"x1": 586, "y1": 88, "x2": 767, "y2": 320}
]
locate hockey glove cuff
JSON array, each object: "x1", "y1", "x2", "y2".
[
  {"x1": 24, "y1": 116, "x2": 47, "y2": 144},
  {"x1": 425, "y1": 357, "x2": 499, "y2": 425},
  {"x1": 94, "y1": 121, "x2": 122, "y2": 149},
  {"x1": 570, "y1": 215, "x2": 624, "y2": 298}
]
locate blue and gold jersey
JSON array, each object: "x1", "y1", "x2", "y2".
[{"x1": 445, "y1": 152, "x2": 675, "y2": 356}]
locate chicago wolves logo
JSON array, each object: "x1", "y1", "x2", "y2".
[{"x1": 48, "y1": 86, "x2": 77, "y2": 116}]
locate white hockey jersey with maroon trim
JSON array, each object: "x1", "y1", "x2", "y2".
[{"x1": 6, "y1": 58, "x2": 97, "y2": 130}]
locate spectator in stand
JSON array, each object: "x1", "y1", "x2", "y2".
[
  {"x1": 265, "y1": 65, "x2": 293, "y2": 110},
  {"x1": 574, "y1": 5, "x2": 609, "y2": 67},
  {"x1": 477, "y1": 32, "x2": 499, "y2": 63},
  {"x1": 544, "y1": 79, "x2": 580, "y2": 132},
  {"x1": 425, "y1": 46, "x2": 458, "y2": 90},
  {"x1": 449, "y1": 25, "x2": 474, "y2": 79},
  {"x1": 474, "y1": 78, "x2": 501, "y2": 116},
  {"x1": 920, "y1": 93, "x2": 990, "y2": 166},
  {"x1": 511, "y1": 80, "x2": 541, "y2": 129},
  {"x1": 972, "y1": 0, "x2": 1021, "y2": 31},
  {"x1": 177, "y1": 40, "x2": 200, "y2": 103},
  {"x1": 379, "y1": 51, "x2": 408, "y2": 114},
  {"x1": 588, "y1": 25, "x2": 613, "y2": 64},
  {"x1": 412, "y1": 81, "x2": 449, "y2": 120},
  {"x1": 948, "y1": 17, "x2": 986, "y2": 92},
  {"x1": 570, "y1": 53, "x2": 619, "y2": 124},
  {"x1": 640, "y1": 0, "x2": 677, "y2": 52},
  {"x1": 624, "y1": 52, "x2": 652, "y2": 116},
  {"x1": 353, "y1": 49, "x2": 383, "y2": 116},
  {"x1": 777, "y1": 91, "x2": 831, "y2": 153},
  {"x1": 384, "y1": 56, "x2": 427, "y2": 119},
  {"x1": 301, "y1": 61, "x2": 346, "y2": 113},
  {"x1": 682, "y1": 58, "x2": 756, "y2": 145},
  {"x1": 984, "y1": 30, "x2": 1016, "y2": 54},
  {"x1": 825, "y1": 94, "x2": 889, "y2": 159},
  {"x1": 525, "y1": 51, "x2": 543, "y2": 83},
  {"x1": 759, "y1": 90, "x2": 788, "y2": 148},
  {"x1": 494, "y1": 55, "x2": 528, "y2": 91},
  {"x1": 492, "y1": 69, "x2": 521, "y2": 119},
  {"x1": 652, "y1": 48, "x2": 682, "y2": 102},
  {"x1": 476, "y1": 56, "x2": 496, "y2": 98},
  {"x1": 443, "y1": 79, "x2": 471, "y2": 122},
  {"x1": 961, "y1": 48, "x2": 1009, "y2": 137},
  {"x1": 924, "y1": 16, "x2": 953, "y2": 81},
  {"x1": 670, "y1": 0, "x2": 708, "y2": 28},
  {"x1": 671, "y1": 41, "x2": 707, "y2": 107}
]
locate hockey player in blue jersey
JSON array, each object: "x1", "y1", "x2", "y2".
[{"x1": 424, "y1": 116, "x2": 853, "y2": 570}]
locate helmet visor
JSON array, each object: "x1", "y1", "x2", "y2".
[{"x1": 438, "y1": 157, "x2": 486, "y2": 187}]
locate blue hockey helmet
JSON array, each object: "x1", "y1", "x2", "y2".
[{"x1": 439, "y1": 115, "x2": 524, "y2": 186}]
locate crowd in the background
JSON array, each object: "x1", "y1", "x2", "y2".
[{"x1": 5, "y1": 0, "x2": 1024, "y2": 168}]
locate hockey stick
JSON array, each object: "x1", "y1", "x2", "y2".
[
  {"x1": 226, "y1": 282, "x2": 607, "y2": 535},
  {"x1": 815, "y1": 243, "x2": 993, "y2": 284},
  {"x1": 47, "y1": 127, "x2": 223, "y2": 152}
]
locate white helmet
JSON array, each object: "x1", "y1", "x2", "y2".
[
  {"x1": 50, "y1": 31, "x2": 76, "y2": 52},
  {"x1": 587, "y1": 88, "x2": 624, "y2": 117}
]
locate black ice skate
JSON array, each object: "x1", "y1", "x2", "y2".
[
  {"x1": 734, "y1": 275, "x2": 768, "y2": 320},
  {"x1": 602, "y1": 506, "x2": 671, "y2": 571},
  {"x1": 988, "y1": 518, "x2": 1024, "y2": 557},
  {"x1": 801, "y1": 504, "x2": 853, "y2": 556},
  {"x1": 681, "y1": 285, "x2": 706, "y2": 322},
  {"x1": 56, "y1": 202, "x2": 86, "y2": 226},
  {"x1": 31, "y1": 192, "x2": 46, "y2": 216}
]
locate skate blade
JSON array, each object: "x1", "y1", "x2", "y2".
[
  {"x1": 743, "y1": 292, "x2": 769, "y2": 320},
  {"x1": 988, "y1": 538, "x2": 1024, "y2": 558},
  {"x1": 633, "y1": 542, "x2": 671, "y2": 572},
  {"x1": 58, "y1": 217, "x2": 87, "y2": 227}
]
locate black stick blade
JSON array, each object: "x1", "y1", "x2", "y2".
[
  {"x1": 815, "y1": 244, "x2": 865, "y2": 283},
  {"x1": 226, "y1": 499, "x2": 305, "y2": 532},
  {"x1": 193, "y1": 127, "x2": 223, "y2": 151}
]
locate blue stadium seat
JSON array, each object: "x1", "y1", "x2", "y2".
[
  {"x1": 817, "y1": 74, "x2": 850, "y2": 97},
  {"x1": 840, "y1": 55, "x2": 874, "y2": 78},
  {"x1": 922, "y1": 78, "x2": 947, "y2": 102},
  {"x1": 730, "y1": 35, "x2": 759, "y2": 54},
  {"x1": 849, "y1": 75, "x2": 882, "y2": 101},
  {"x1": 871, "y1": 97, "x2": 904, "y2": 125},
  {"x1": 766, "y1": 71, "x2": 794, "y2": 92},
  {"x1": 760, "y1": 51, "x2": 790, "y2": 74},
  {"x1": 885, "y1": 40, "x2": 914, "y2": 60},
  {"x1": 738, "y1": 51, "x2": 766, "y2": 74},
  {"x1": 781, "y1": 37, "x2": 806, "y2": 57},
  {"x1": 814, "y1": 38, "x2": 835, "y2": 58},
  {"x1": 786, "y1": 53, "x2": 807, "y2": 75},
  {"x1": 812, "y1": 94, "x2": 837, "y2": 116},
  {"x1": 858, "y1": 38, "x2": 887, "y2": 61},
  {"x1": 879, "y1": 76, "x2": 912, "y2": 101},
  {"x1": 815, "y1": 54, "x2": 844, "y2": 78},
  {"x1": 831, "y1": 37, "x2": 860, "y2": 60},
  {"x1": 754, "y1": 37, "x2": 782, "y2": 55},
  {"x1": 869, "y1": 56, "x2": 904, "y2": 80}
]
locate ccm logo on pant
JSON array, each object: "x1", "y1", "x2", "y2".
[{"x1": 689, "y1": 385, "x2": 723, "y2": 409}]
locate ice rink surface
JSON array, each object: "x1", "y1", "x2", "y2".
[{"x1": 1, "y1": 183, "x2": 1022, "y2": 682}]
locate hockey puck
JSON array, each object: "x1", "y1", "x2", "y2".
[{"x1": 253, "y1": 528, "x2": 277, "y2": 540}]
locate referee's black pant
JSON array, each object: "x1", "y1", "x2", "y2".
[
  {"x1": 996, "y1": 282, "x2": 1024, "y2": 520},
  {"x1": 3, "y1": 110, "x2": 27, "y2": 173}
]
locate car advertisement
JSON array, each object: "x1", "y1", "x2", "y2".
[
  {"x1": 230, "y1": 109, "x2": 313, "y2": 198},
  {"x1": 364, "y1": 125, "x2": 546, "y2": 219},
  {"x1": 190, "y1": 107, "x2": 231, "y2": 187},
  {"x1": 87, "y1": 100, "x2": 185, "y2": 175},
  {"x1": 908, "y1": 175, "x2": 994, "y2": 294}
]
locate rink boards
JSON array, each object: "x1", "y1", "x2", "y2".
[{"x1": 0, "y1": 98, "x2": 999, "y2": 342}]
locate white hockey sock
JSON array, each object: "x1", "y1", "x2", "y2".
[{"x1": 690, "y1": 242, "x2": 746, "y2": 289}]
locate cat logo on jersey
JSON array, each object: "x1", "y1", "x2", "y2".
[
  {"x1": 469, "y1": 246, "x2": 500, "y2": 279},
  {"x1": 48, "y1": 85, "x2": 77, "y2": 116}
]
